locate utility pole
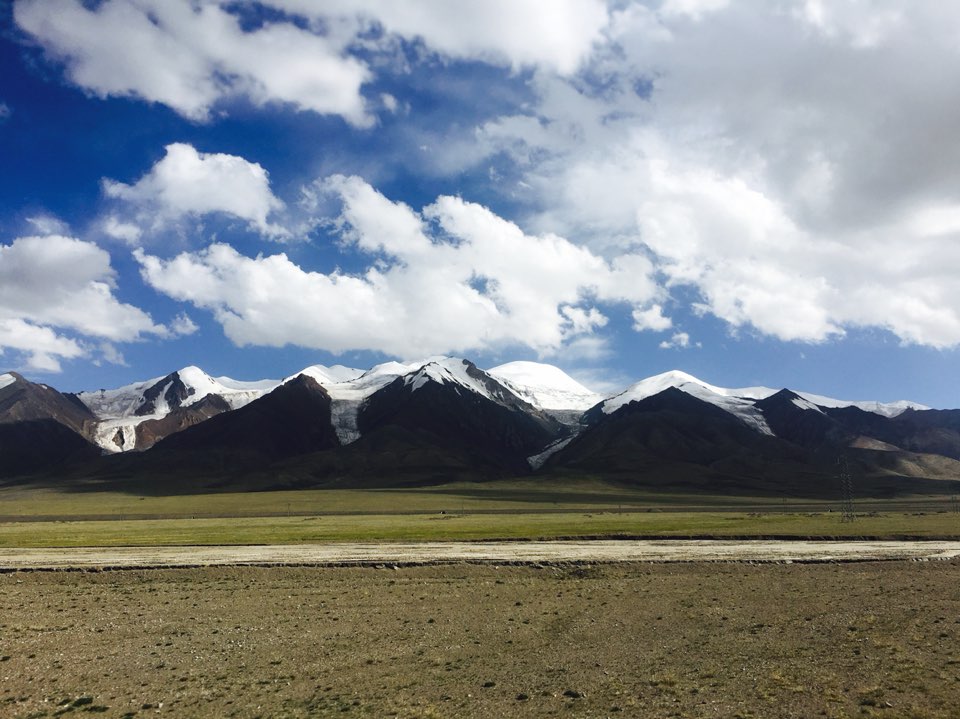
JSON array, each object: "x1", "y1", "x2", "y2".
[{"x1": 837, "y1": 456, "x2": 855, "y2": 522}]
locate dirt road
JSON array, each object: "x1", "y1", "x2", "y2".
[{"x1": 3, "y1": 539, "x2": 960, "y2": 570}]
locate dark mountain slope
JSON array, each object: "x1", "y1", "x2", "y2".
[
  {"x1": 0, "y1": 419, "x2": 101, "y2": 479},
  {"x1": 754, "y1": 389, "x2": 852, "y2": 449},
  {"x1": 132, "y1": 394, "x2": 232, "y2": 451},
  {"x1": 352, "y1": 365, "x2": 562, "y2": 476},
  {"x1": 150, "y1": 374, "x2": 338, "y2": 459},
  {"x1": 0, "y1": 373, "x2": 101, "y2": 479},
  {"x1": 0, "y1": 372, "x2": 97, "y2": 438},
  {"x1": 548, "y1": 388, "x2": 853, "y2": 496}
]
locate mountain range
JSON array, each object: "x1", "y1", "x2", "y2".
[{"x1": 1, "y1": 360, "x2": 959, "y2": 499}]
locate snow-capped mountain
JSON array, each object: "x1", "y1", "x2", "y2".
[
  {"x1": 77, "y1": 366, "x2": 282, "y2": 452},
  {"x1": 75, "y1": 357, "x2": 547, "y2": 452},
  {"x1": 599, "y1": 370, "x2": 775, "y2": 435},
  {"x1": 292, "y1": 357, "x2": 508, "y2": 445},
  {"x1": 4, "y1": 359, "x2": 958, "y2": 498},
  {"x1": 598, "y1": 369, "x2": 927, "y2": 430},
  {"x1": 487, "y1": 361, "x2": 603, "y2": 413},
  {"x1": 60, "y1": 362, "x2": 939, "y2": 455}
]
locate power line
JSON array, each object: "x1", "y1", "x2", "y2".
[{"x1": 837, "y1": 456, "x2": 855, "y2": 523}]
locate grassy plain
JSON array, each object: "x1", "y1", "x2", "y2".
[
  {"x1": 1, "y1": 477, "x2": 959, "y2": 547},
  {"x1": 0, "y1": 477, "x2": 790, "y2": 519},
  {"x1": 2, "y1": 509, "x2": 960, "y2": 548}
]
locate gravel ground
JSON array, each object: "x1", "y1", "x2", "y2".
[
  {"x1": 3, "y1": 539, "x2": 960, "y2": 570},
  {"x1": 1, "y1": 559, "x2": 959, "y2": 718}
]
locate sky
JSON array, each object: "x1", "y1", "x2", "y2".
[{"x1": 2, "y1": 0, "x2": 960, "y2": 407}]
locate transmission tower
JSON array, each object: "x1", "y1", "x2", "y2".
[{"x1": 837, "y1": 456, "x2": 855, "y2": 522}]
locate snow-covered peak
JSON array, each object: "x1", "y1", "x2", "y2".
[
  {"x1": 603, "y1": 370, "x2": 774, "y2": 435},
  {"x1": 0, "y1": 373, "x2": 17, "y2": 392},
  {"x1": 600, "y1": 368, "x2": 929, "y2": 430},
  {"x1": 78, "y1": 374, "x2": 166, "y2": 419},
  {"x1": 167, "y1": 366, "x2": 281, "y2": 411},
  {"x1": 487, "y1": 361, "x2": 603, "y2": 411},
  {"x1": 285, "y1": 360, "x2": 415, "y2": 403},
  {"x1": 299, "y1": 364, "x2": 365, "y2": 385},
  {"x1": 603, "y1": 370, "x2": 775, "y2": 414},
  {"x1": 794, "y1": 393, "x2": 927, "y2": 418},
  {"x1": 404, "y1": 357, "x2": 497, "y2": 400}
]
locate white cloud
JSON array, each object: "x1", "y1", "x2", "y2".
[
  {"x1": 14, "y1": 0, "x2": 607, "y2": 125},
  {"x1": 169, "y1": 312, "x2": 199, "y2": 337},
  {"x1": 136, "y1": 176, "x2": 660, "y2": 357},
  {"x1": 26, "y1": 214, "x2": 69, "y2": 236},
  {"x1": 0, "y1": 235, "x2": 170, "y2": 372},
  {"x1": 272, "y1": 0, "x2": 609, "y2": 75},
  {"x1": 659, "y1": 332, "x2": 692, "y2": 350},
  {"x1": 470, "y1": 1, "x2": 960, "y2": 349},
  {"x1": 101, "y1": 215, "x2": 142, "y2": 245},
  {"x1": 104, "y1": 143, "x2": 286, "y2": 239},
  {"x1": 0, "y1": 318, "x2": 85, "y2": 373},
  {"x1": 632, "y1": 304, "x2": 672, "y2": 332},
  {"x1": 0, "y1": 102, "x2": 10, "y2": 120},
  {"x1": 14, "y1": 0, "x2": 372, "y2": 125}
]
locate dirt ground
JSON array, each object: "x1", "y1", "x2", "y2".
[{"x1": 2, "y1": 561, "x2": 960, "y2": 719}]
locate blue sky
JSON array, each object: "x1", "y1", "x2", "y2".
[{"x1": 2, "y1": 0, "x2": 960, "y2": 407}]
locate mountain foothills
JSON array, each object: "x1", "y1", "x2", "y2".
[{"x1": 1, "y1": 360, "x2": 959, "y2": 498}]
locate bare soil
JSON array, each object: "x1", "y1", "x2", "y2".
[{"x1": 2, "y1": 561, "x2": 960, "y2": 718}]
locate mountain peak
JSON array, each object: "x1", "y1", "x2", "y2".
[
  {"x1": 487, "y1": 361, "x2": 602, "y2": 412},
  {"x1": 603, "y1": 370, "x2": 775, "y2": 435}
]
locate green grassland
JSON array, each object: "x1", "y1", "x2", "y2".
[
  {"x1": 2, "y1": 510, "x2": 960, "y2": 547},
  {"x1": 1, "y1": 477, "x2": 958, "y2": 547}
]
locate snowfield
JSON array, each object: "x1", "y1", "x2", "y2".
[{"x1": 488, "y1": 361, "x2": 603, "y2": 411}]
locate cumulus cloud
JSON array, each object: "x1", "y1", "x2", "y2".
[
  {"x1": 101, "y1": 215, "x2": 142, "y2": 245},
  {"x1": 632, "y1": 304, "x2": 673, "y2": 332},
  {"x1": 469, "y1": 1, "x2": 960, "y2": 349},
  {"x1": 272, "y1": 0, "x2": 609, "y2": 75},
  {"x1": 168, "y1": 313, "x2": 199, "y2": 337},
  {"x1": 659, "y1": 332, "x2": 695, "y2": 350},
  {"x1": 0, "y1": 319, "x2": 85, "y2": 373},
  {"x1": 135, "y1": 176, "x2": 661, "y2": 357},
  {"x1": 14, "y1": 0, "x2": 372, "y2": 125},
  {"x1": 103, "y1": 143, "x2": 286, "y2": 239},
  {"x1": 14, "y1": 0, "x2": 607, "y2": 124},
  {"x1": 0, "y1": 235, "x2": 168, "y2": 371}
]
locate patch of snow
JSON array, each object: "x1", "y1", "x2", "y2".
[
  {"x1": 78, "y1": 375, "x2": 166, "y2": 420},
  {"x1": 92, "y1": 419, "x2": 140, "y2": 452},
  {"x1": 0, "y1": 373, "x2": 16, "y2": 391},
  {"x1": 488, "y1": 361, "x2": 603, "y2": 412},
  {"x1": 791, "y1": 396, "x2": 825, "y2": 413},
  {"x1": 527, "y1": 435, "x2": 577, "y2": 470},
  {"x1": 602, "y1": 370, "x2": 775, "y2": 435},
  {"x1": 795, "y1": 393, "x2": 928, "y2": 418}
]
